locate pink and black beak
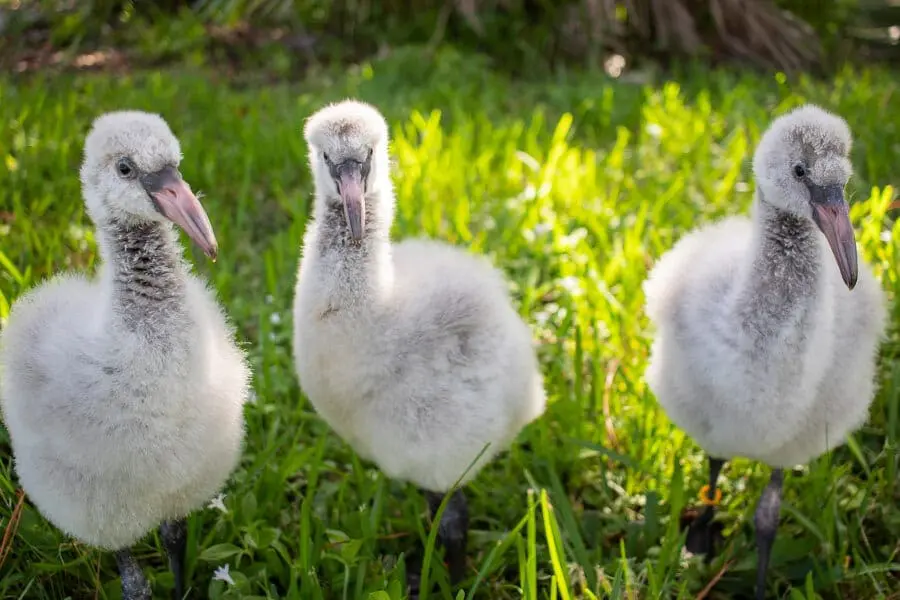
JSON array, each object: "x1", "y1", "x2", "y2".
[
  {"x1": 141, "y1": 166, "x2": 219, "y2": 261},
  {"x1": 331, "y1": 160, "x2": 368, "y2": 241},
  {"x1": 809, "y1": 183, "x2": 857, "y2": 290}
]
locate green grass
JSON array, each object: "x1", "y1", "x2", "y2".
[{"x1": 1, "y1": 46, "x2": 900, "y2": 599}]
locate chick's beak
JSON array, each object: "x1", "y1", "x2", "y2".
[
  {"x1": 336, "y1": 161, "x2": 365, "y2": 241},
  {"x1": 142, "y1": 166, "x2": 219, "y2": 261},
  {"x1": 809, "y1": 183, "x2": 857, "y2": 290}
]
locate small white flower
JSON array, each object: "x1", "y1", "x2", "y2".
[
  {"x1": 559, "y1": 276, "x2": 582, "y2": 296},
  {"x1": 644, "y1": 123, "x2": 663, "y2": 138},
  {"x1": 560, "y1": 228, "x2": 587, "y2": 250},
  {"x1": 735, "y1": 181, "x2": 750, "y2": 193},
  {"x1": 213, "y1": 563, "x2": 235, "y2": 586},
  {"x1": 207, "y1": 493, "x2": 227, "y2": 513},
  {"x1": 881, "y1": 230, "x2": 893, "y2": 243},
  {"x1": 604, "y1": 54, "x2": 626, "y2": 78},
  {"x1": 523, "y1": 221, "x2": 552, "y2": 242},
  {"x1": 270, "y1": 312, "x2": 282, "y2": 325}
]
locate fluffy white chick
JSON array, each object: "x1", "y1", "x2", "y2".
[
  {"x1": 292, "y1": 99, "x2": 546, "y2": 595},
  {"x1": 0, "y1": 111, "x2": 250, "y2": 600},
  {"x1": 644, "y1": 104, "x2": 887, "y2": 599}
]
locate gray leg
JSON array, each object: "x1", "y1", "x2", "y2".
[
  {"x1": 686, "y1": 456, "x2": 726, "y2": 558},
  {"x1": 424, "y1": 488, "x2": 469, "y2": 585},
  {"x1": 114, "y1": 548, "x2": 151, "y2": 600},
  {"x1": 406, "y1": 488, "x2": 469, "y2": 599},
  {"x1": 754, "y1": 469, "x2": 784, "y2": 600},
  {"x1": 160, "y1": 518, "x2": 188, "y2": 599}
]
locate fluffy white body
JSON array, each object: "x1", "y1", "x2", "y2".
[
  {"x1": 292, "y1": 100, "x2": 545, "y2": 493},
  {"x1": 645, "y1": 215, "x2": 885, "y2": 466},
  {"x1": 295, "y1": 238, "x2": 545, "y2": 491},
  {"x1": 0, "y1": 112, "x2": 249, "y2": 551},
  {"x1": 644, "y1": 105, "x2": 887, "y2": 469}
]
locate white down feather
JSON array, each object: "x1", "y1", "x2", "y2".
[
  {"x1": 0, "y1": 111, "x2": 249, "y2": 550},
  {"x1": 292, "y1": 100, "x2": 546, "y2": 492},
  {"x1": 644, "y1": 105, "x2": 887, "y2": 468}
]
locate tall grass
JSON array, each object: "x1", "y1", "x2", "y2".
[{"x1": 0, "y1": 50, "x2": 899, "y2": 599}]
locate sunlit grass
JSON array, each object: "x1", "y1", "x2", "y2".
[{"x1": 1, "y1": 47, "x2": 899, "y2": 599}]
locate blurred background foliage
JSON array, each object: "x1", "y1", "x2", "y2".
[{"x1": 0, "y1": 0, "x2": 898, "y2": 77}]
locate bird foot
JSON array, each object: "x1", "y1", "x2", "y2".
[
  {"x1": 405, "y1": 488, "x2": 470, "y2": 598},
  {"x1": 680, "y1": 507, "x2": 724, "y2": 559},
  {"x1": 403, "y1": 553, "x2": 462, "y2": 599},
  {"x1": 682, "y1": 457, "x2": 727, "y2": 560},
  {"x1": 404, "y1": 548, "x2": 424, "y2": 600},
  {"x1": 424, "y1": 488, "x2": 469, "y2": 585}
]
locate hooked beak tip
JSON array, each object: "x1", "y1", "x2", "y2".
[
  {"x1": 337, "y1": 167, "x2": 366, "y2": 241},
  {"x1": 347, "y1": 219, "x2": 364, "y2": 242},
  {"x1": 146, "y1": 170, "x2": 219, "y2": 261},
  {"x1": 810, "y1": 193, "x2": 858, "y2": 291}
]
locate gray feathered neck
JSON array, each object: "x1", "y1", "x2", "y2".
[
  {"x1": 314, "y1": 199, "x2": 386, "y2": 255},
  {"x1": 307, "y1": 197, "x2": 390, "y2": 313},
  {"x1": 736, "y1": 192, "x2": 823, "y2": 341},
  {"x1": 101, "y1": 218, "x2": 188, "y2": 334}
]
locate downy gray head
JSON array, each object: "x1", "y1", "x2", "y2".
[
  {"x1": 80, "y1": 110, "x2": 218, "y2": 260},
  {"x1": 752, "y1": 104, "x2": 856, "y2": 289},
  {"x1": 303, "y1": 99, "x2": 391, "y2": 242}
]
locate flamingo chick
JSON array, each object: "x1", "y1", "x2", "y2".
[
  {"x1": 292, "y1": 100, "x2": 546, "y2": 595},
  {"x1": 644, "y1": 104, "x2": 887, "y2": 599},
  {"x1": 0, "y1": 111, "x2": 250, "y2": 599}
]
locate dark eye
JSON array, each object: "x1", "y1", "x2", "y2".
[
  {"x1": 793, "y1": 164, "x2": 807, "y2": 179},
  {"x1": 116, "y1": 158, "x2": 136, "y2": 179},
  {"x1": 322, "y1": 152, "x2": 330, "y2": 163}
]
